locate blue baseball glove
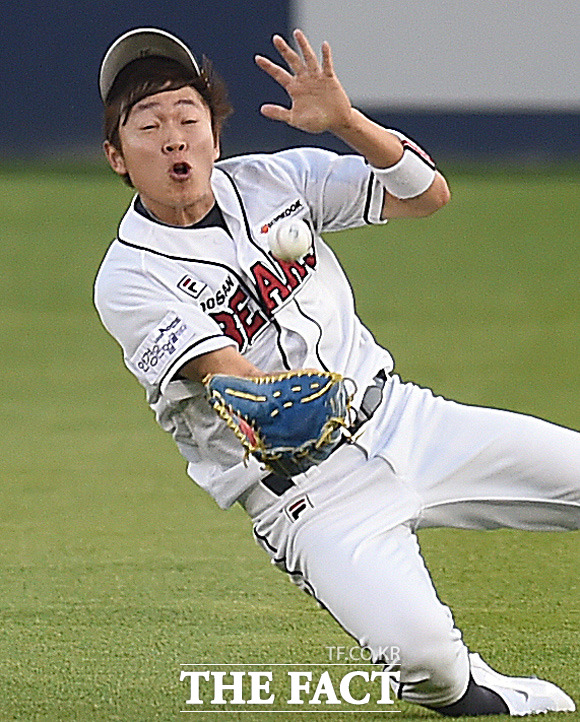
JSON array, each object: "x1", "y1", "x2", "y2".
[{"x1": 204, "y1": 370, "x2": 351, "y2": 478}]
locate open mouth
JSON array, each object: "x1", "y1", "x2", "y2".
[{"x1": 170, "y1": 162, "x2": 192, "y2": 180}]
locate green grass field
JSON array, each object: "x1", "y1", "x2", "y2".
[{"x1": 0, "y1": 163, "x2": 578, "y2": 721}]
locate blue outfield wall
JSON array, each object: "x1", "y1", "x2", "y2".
[
  {"x1": 276, "y1": 110, "x2": 580, "y2": 164},
  {"x1": 0, "y1": 0, "x2": 292, "y2": 159},
  {"x1": 1, "y1": 1, "x2": 578, "y2": 163}
]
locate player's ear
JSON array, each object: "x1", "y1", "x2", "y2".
[
  {"x1": 212, "y1": 131, "x2": 221, "y2": 161},
  {"x1": 103, "y1": 140, "x2": 128, "y2": 176}
]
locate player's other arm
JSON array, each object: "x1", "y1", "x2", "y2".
[
  {"x1": 255, "y1": 29, "x2": 450, "y2": 219},
  {"x1": 332, "y1": 111, "x2": 451, "y2": 219},
  {"x1": 179, "y1": 346, "x2": 264, "y2": 383}
]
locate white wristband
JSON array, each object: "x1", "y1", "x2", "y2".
[{"x1": 371, "y1": 147, "x2": 436, "y2": 199}]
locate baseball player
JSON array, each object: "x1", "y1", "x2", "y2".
[{"x1": 94, "y1": 27, "x2": 580, "y2": 716}]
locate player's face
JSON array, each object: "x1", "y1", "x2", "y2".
[{"x1": 104, "y1": 86, "x2": 220, "y2": 225}]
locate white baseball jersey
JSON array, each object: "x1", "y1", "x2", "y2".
[
  {"x1": 94, "y1": 139, "x2": 580, "y2": 713},
  {"x1": 94, "y1": 146, "x2": 395, "y2": 508}
]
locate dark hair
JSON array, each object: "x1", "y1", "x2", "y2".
[{"x1": 103, "y1": 55, "x2": 233, "y2": 185}]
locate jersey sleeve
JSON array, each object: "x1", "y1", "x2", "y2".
[
  {"x1": 94, "y1": 247, "x2": 236, "y2": 397},
  {"x1": 271, "y1": 147, "x2": 387, "y2": 233}
]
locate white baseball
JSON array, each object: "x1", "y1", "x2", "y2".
[{"x1": 269, "y1": 219, "x2": 312, "y2": 261}]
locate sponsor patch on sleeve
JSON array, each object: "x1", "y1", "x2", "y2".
[{"x1": 130, "y1": 311, "x2": 190, "y2": 385}]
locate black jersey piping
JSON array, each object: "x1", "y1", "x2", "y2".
[
  {"x1": 116, "y1": 237, "x2": 291, "y2": 371},
  {"x1": 293, "y1": 298, "x2": 329, "y2": 372},
  {"x1": 219, "y1": 169, "x2": 275, "y2": 264},
  {"x1": 253, "y1": 525, "x2": 370, "y2": 652},
  {"x1": 253, "y1": 526, "x2": 279, "y2": 555},
  {"x1": 363, "y1": 173, "x2": 375, "y2": 225},
  {"x1": 117, "y1": 236, "x2": 266, "y2": 308},
  {"x1": 158, "y1": 334, "x2": 228, "y2": 387},
  {"x1": 220, "y1": 168, "x2": 309, "y2": 284},
  {"x1": 133, "y1": 196, "x2": 233, "y2": 236},
  {"x1": 219, "y1": 169, "x2": 293, "y2": 370}
]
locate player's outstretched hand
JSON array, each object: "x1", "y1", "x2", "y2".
[{"x1": 255, "y1": 29, "x2": 353, "y2": 135}]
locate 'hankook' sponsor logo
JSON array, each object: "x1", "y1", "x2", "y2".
[{"x1": 260, "y1": 200, "x2": 303, "y2": 233}]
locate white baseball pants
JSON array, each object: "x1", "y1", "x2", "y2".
[{"x1": 240, "y1": 375, "x2": 580, "y2": 708}]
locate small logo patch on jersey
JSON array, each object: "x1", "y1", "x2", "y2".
[
  {"x1": 130, "y1": 311, "x2": 190, "y2": 384},
  {"x1": 285, "y1": 494, "x2": 313, "y2": 522},
  {"x1": 178, "y1": 275, "x2": 206, "y2": 299},
  {"x1": 260, "y1": 199, "x2": 303, "y2": 233}
]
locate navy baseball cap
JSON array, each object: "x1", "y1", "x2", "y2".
[{"x1": 99, "y1": 27, "x2": 201, "y2": 102}]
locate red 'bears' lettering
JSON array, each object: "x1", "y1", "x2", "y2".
[
  {"x1": 229, "y1": 289, "x2": 266, "y2": 340},
  {"x1": 252, "y1": 264, "x2": 291, "y2": 312},
  {"x1": 251, "y1": 248, "x2": 316, "y2": 312},
  {"x1": 211, "y1": 311, "x2": 244, "y2": 349},
  {"x1": 210, "y1": 285, "x2": 268, "y2": 351},
  {"x1": 277, "y1": 249, "x2": 316, "y2": 288}
]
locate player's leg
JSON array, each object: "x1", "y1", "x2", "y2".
[
  {"x1": 250, "y1": 485, "x2": 468, "y2": 707},
  {"x1": 296, "y1": 519, "x2": 483, "y2": 711},
  {"x1": 366, "y1": 378, "x2": 578, "y2": 713},
  {"x1": 244, "y1": 447, "x2": 467, "y2": 708},
  {"x1": 242, "y1": 389, "x2": 578, "y2": 715},
  {"x1": 419, "y1": 401, "x2": 579, "y2": 530},
  {"x1": 249, "y1": 463, "x2": 574, "y2": 715},
  {"x1": 245, "y1": 446, "x2": 570, "y2": 715},
  {"x1": 374, "y1": 376, "x2": 580, "y2": 531},
  {"x1": 295, "y1": 515, "x2": 573, "y2": 715}
]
